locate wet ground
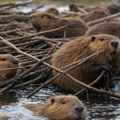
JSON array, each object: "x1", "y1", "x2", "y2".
[{"x1": 0, "y1": 1, "x2": 120, "y2": 120}]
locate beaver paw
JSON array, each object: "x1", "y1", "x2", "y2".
[{"x1": 94, "y1": 64, "x2": 112, "y2": 73}]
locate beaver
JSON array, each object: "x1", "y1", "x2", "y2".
[
  {"x1": 51, "y1": 34, "x2": 120, "y2": 93},
  {"x1": 69, "y1": 3, "x2": 90, "y2": 12},
  {"x1": 0, "y1": 54, "x2": 19, "y2": 81},
  {"x1": 30, "y1": 12, "x2": 88, "y2": 38},
  {"x1": 85, "y1": 22, "x2": 120, "y2": 38},
  {"x1": 69, "y1": 4, "x2": 86, "y2": 12},
  {"x1": 24, "y1": 95, "x2": 87, "y2": 120},
  {"x1": 107, "y1": 4, "x2": 120, "y2": 14},
  {"x1": 69, "y1": 4, "x2": 80, "y2": 12},
  {"x1": 80, "y1": 9, "x2": 110, "y2": 22},
  {"x1": 0, "y1": 114, "x2": 10, "y2": 120},
  {"x1": 46, "y1": 8, "x2": 59, "y2": 15}
]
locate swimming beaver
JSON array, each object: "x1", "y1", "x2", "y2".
[
  {"x1": 30, "y1": 12, "x2": 88, "y2": 38},
  {"x1": 85, "y1": 22, "x2": 120, "y2": 38},
  {"x1": 24, "y1": 95, "x2": 87, "y2": 120},
  {"x1": 51, "y1": 34, "x2": 120, "y2": 93},
  {"x1": 0, "y1": 54, "x2": 19, "y2": 81}
]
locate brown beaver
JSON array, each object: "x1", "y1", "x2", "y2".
[
  {"x1": 107, "y1": 3, "x2": 120, "y2": 14},
  {"x1": 0, "y1": 114, "x2": 10, "y2": 120},
  {"x1": 80, "y1": 9, "x2": 110, "y2": 22},
  {"x1": 0, "y1": 54, "x2": 19, "y2": 81},
  {"x1": 24, "y1": 95, "x2": 87, "y2": 120},
  {"x1": 69, "y1": 4, "x2": 80, "y2": 12},
  {"x1": 85, "y1": 22, "x2": 120, "y2": 38},
  {"x1": 46, "y1": 8, "x2": 59, "y2": 15},
  {"x1": 30, "y1": 12, "x2": 88, "y2": 38},
  {"x1": 69, "y1": 4, "x2": 86, "y2": 12},
  {"x1": 51, "y1": 34, "x2": 120, "y2": 93}
]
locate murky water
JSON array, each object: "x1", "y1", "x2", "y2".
[
  {"x1": 0, "y1": 81, "x2": 120, "y2": 120},
  {"x1": 0, "y1": 1, "x2": 120, "y2": 120}
]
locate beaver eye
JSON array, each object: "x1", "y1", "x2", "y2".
[
  {"x1": 50, "y1": 98, "x2": 55, "y2": 105},
  {"x1": 91, "y1": 36, "x2": 96, "y2": 42},
  {"x1": 1, "y1": 58, "x2": 6, "y2": 61},
  {"x1": 101, "y1": 12, "x2": 105, "y2": 15},
  {"x1": 50, "y1": 98, "x2": 55, "y2": 104},
  {"x1": 48, "y1": 15, "x2": 52, "y2": 19},
  {"x1": 100, "y1": 38, "x2": 104, "y2": 41}
]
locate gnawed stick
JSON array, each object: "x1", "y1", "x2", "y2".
[
  {"x1": 7, "y1": 24, "x2": 68, "y2": 41},
  {"x1": 0, "y1": 84, "x2": 13, "y2": 95},
  {"x1": 27, "y1": 73, "x2": 61, "y2": 98},
  {"x1": 1, "y1": 36, "x2": 120, "y2": 99},
  {"x1": 75, "y1": 71, "x2": 106, "y2": 96},
  {"x1": 0, "y1": 0, "x2": 33, "y2": 12},
  {"x1": 27, "y1": 70, "x2": 105, "y2": 98},
  {"x1": 44, "y1": 63, "x2": 120, "y2": 99}
]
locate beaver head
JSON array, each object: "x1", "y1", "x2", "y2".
[
  {"x1": 92, "y1": 9, "x2": 108, "y2": 18},
  {"x1": 89, "y1": 34, "x2": 119, "y2": 63},
  {"x1": 46, "y1": 8, "x2": 59, "y2": 15},
  {"x1": 30, "y1": 12, "x2": 58, "y2": 31},
  {"x1": 81, "y1": 9, "x2": 109, "y2": 22},
  {"x1": 47, "y1": 95, "x2": 86, "y2": 120},
  {"x1": 107, "y1": 4, "x2": 120, "y2": 14},
  {"x1": 69, "y1": 4, "x2": 80, "y2": 12},
  {"x1": 0, "y1": 54, "x2": 19, "y2": 81},
  {"x1": 24, "y1": 95, "x2": 86, "y2": 120}
]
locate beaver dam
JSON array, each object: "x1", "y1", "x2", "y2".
[{"x1": 0, "y1": 0, "x2": 120, "y2": 120}]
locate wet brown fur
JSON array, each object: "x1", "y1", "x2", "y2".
[
  {"x1": 46, "y1": 8, "x2": 59, "y2": 15},
  {"x1": 0, "y1": 54, "x2": 19, "y2": 81},
  {"x1": 85, "y1": 22, "x2": 120, "y2": 38},
  {"x1": 51, "y1": 34, "x2": 120, "y2": 93},
  {"x1": 0, "y1": 114, "x2": 10, "y2": 120},
  {"x1": 30, "y1": 12, "x2": 88, "y2": 38},
  {"x1": 81, "y1": 9, "x2": 110, "y2": 22},
  {"x1": 24, "y1": 95, "x2": 87, "y2": 120},
  {"x1": 107, "y1": 4, "x2": 120, "y2": 14}
]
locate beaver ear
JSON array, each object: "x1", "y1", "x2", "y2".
[
  {"x1": 91, "y1": 36, "x2": 96, "y2": 42},
  {"x1": 50, "y1": 98, "x2": 55, "y2": 104}
]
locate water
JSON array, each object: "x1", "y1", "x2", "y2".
[
  {"x1": 0, "y1": 85, "x2": 62, "y2": 120},
  {"x1": 0, "y1": 1, "x2": 120, "y2": 120},
  {"x1": 0, "y1": 81, "x2": 120, "y2": 120}
]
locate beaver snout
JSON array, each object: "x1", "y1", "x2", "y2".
[
  {"x1": 75, "y1": 106, "x2": 84, "y2": 113},
  {"x1": 12, "y1": 58, "x2": 19, "y2": 64},
  {"x1": 111, "y1": 41, "x2": 118, "y2": 48}
]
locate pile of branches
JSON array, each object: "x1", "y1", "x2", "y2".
[{"x1": 0, "y1": 0, "x2": 120, "y2": 99}]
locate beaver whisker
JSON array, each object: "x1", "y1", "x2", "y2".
[{"x1": 110, "y1": 51, "x2": 117, "y2": 60}]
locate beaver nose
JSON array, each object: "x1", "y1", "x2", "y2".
[
  {"x1": 111, "y1": 41, "x2": 118, "y2": 48},
  {"x1": 75, "y1": 107, "x2": 84, "y2": 113},
  {"x1": 12, "y1": 58, "x2": 19, "y2": 64}
]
